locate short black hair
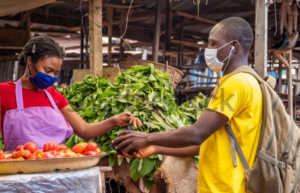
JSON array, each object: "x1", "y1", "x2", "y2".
[
  {"x1": 218, "y1": 17, "x2": 253, "y2": 53},
  {"x1": 18, "y1": 35, "x2": 65, "y2": 68}
]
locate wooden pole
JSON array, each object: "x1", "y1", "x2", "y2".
[
  {"x1": 80, "y1": 19, "x2": 84, "y2": 69},
  {"x1": 165, "y1": 0, "x2": 172, "y2": 65},
  {"x1": 89, "y1": 0, "x2": 103, "y2": 77},
  {"x1": 177, "y1": 27, "x2": 184, "y2": 67},
  {"x1": 119, "y1": 11, "x2": 127, "y2": 60},
  {"x1": 287, "y1": 50, "x2": 293, "y2": 115},
  {"x1": 152, "y1": 0, "x2": 162, "y2": 62},
  {"x1": 254, "y1": 0, "x2": 268, "y2": 77},
  {"x1": 107, "y1": 7, "x2": 113, "y2": 66}
]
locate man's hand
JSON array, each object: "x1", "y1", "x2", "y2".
[
  {"x1": 117, "y1": 145, "x2": 156, "y2": 159},
  {"x1": 113, "y1": 112, "x2": 143, "y2": 128},
  {"x1": 112, "y1": 130, "x2": 149, "y2": 154}
]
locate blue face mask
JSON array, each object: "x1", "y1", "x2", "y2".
[{"x1": 29, "y1": 68, "x2": 59, "y2": 89}]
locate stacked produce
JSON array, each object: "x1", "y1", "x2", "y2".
[
  {"x1": 57, "y1": 64, "x2": 208, "y2": 189},
  {"x1": 179, "y1": 93, "x2": 209, "y2": 125},
  {"x1": 0, "y1": 142, "x2": 104, "y2": 162}
]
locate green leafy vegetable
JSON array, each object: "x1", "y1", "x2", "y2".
[{"x1": 58, "y1": 64, "x2": 208, "y2": 189}]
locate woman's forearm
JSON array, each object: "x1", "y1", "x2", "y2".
[
  {"x1": 77, "y1": 117, "x2": 117, "y2": 139},
  {"x1": 62, "y1": 105, "x2": 118, "y2": 140},
  {"x1": 154, "y1": 145, "x2": 200, "y2": 157}
]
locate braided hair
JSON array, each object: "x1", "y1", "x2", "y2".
[{"x1": 18, "y1": 35, "x2": 65, "y2": 69}]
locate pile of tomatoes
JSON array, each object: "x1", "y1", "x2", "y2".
[{"x1": 0, "y1": 142, "x2": 103, "y2": 161}]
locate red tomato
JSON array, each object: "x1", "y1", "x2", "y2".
[
  {"x1": 27, "y1": 154, "x2": 37, "y2": 160},
  {"x1": 84, "y1": 151, "x2": 97, "y2": 156},
  {"x1": 64, "y1": 151, "x2": 77, "y2": 157},
  {"x1": 58, "y1": 144, "x2": 68, "y2": 151},
  {"x1": 12, "y1": 151, "x2": 24, "y2": 159},
  {"x1": 16, "y1": 157, "x2": 25, "y2": 161},
  {"x1": 95, "y1": 148, "x2": 102, "y2": 155},
  {"x1": 60, "y1": 149, "x2": 71, "y2": 154},
  {"x1": 15, "y1": 145, "x2": 24, "y2": 152},
  {"x1": 41, "y1": 152, "x2": 54, "y2": 159},
  {"x1": 43, "y1": 142, "x2": 59, "y2": 152},
  {"x1": 71, "y1": 144, "x2": 86, "y2": 154},
  {"x1": 0, "y1": 149, "x2": 5, "y2": 159},
  {"x1": 36, "y1": 150, "x2": 44, "y2": 159},
  {"x1": 56, "y1": 152, "x2": 66, "y2": 157},
  {"x1": 79, "y1": 142, "x2": 87, "y2": 149},
  {"x1": 24, "y1": 142, "x2": 38, "y2": 153},
  {"x1": 86, "y1": 142, "x2": 98, "y2": 152},
  {"x1": 49, "y1": 150, "x2": 58, "y2": 156},
  {"x1": 23, "y1": 150, "x2": 31, "y2": 158}
]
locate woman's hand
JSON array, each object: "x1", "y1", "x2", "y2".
[
  {"x1": 117, "y1": 145, "x2": 156, "y2": 159},
  {"x1": 113, "y1": 112, "x2": 143, "y2": 128}
]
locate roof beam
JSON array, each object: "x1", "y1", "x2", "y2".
[
  {"x1": 18, "y1": 10, "x2": 32, "y2": 28},
  {"x1": 174, "y1": 11, "x2": 217, "y2": 25},
  {"x1": 0, "y1": 0, "x2": 55, "y2": 17}
]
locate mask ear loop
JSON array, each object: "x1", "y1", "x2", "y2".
[{"x1": 210, "y1": 46, "x2": 234, "y2": 102}]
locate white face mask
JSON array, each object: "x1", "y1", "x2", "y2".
[{"x1": 204, "y1": 41, "x2": 234, "y2": 73}]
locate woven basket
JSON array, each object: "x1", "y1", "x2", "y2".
[{"x1": 119, "y1": 59, "x2": 184, "y2": 89}]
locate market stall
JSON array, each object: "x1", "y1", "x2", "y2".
[{"x1": 1, "y1": 0, "x2": 300, "y2": 192}]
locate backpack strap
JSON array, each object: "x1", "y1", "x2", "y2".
[
  {"x1": 224, "y1": 124, "x2": 250, "y2": 171},
  {"x1": 218, "y1": 66, "x2": 261, "y2": 171}
]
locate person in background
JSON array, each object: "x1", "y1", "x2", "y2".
[
  {"x1": 113, "y1": 17, "x2": 262, "y2": 193},
  {"x1": 0, "y1": 35, "x2": 142, "y2": 151}
]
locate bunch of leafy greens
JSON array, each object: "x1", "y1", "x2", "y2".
[
  {"x1": 58, "y1": 64, "x2": 207, "y2": 189},
  {"x1": 179, "y1": 93, "x2": 209, "y2": 126}
]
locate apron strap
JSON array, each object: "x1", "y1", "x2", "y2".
[
  {"x1": 43, "y1": 89, "x2": 59, "y2": 111},
  {"x1": 16, "y1": 79, "x2": 24, "y2": 109}
]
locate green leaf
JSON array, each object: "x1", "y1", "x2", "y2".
[
  {"x1": 130, "y1": 159, "x2": 140, "y2": 181},
  {"x1": 139, "y1": 158, "x2": 157, "y2": 178},
  {"x1": 118, "y1": 158, "x2": 123, "y2": 166},
  {"x1": 138, "y1": 159, "x2": 143, "y2": 172},
  {"x1": 126, "y1": 157, "x2": 131, "y2": 163},
  {"x1": 109, "y1": 154, "x2": 117, "y2": 167}
]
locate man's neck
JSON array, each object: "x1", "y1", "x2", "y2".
[{"x1": 223, "y1": 56, "x2": 248, "y2": 76}]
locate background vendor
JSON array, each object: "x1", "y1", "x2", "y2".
[{"x1": 0, "y1": 35, "x2": 142, "y2": 151}]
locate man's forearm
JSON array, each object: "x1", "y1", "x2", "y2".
[
  {"x1": 147, "y1": 125, "x2": 203, "y2": 148},
  {"x1": 154, "y1": 145, "x2": 200, "y2": 157}
]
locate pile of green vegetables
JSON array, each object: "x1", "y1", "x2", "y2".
[
  {"x1": 56, "y1": 64, "x2": 208, "y2": 189},
  {"x1": 179, "y1": 93, "x2": 208, "y2": 126}
]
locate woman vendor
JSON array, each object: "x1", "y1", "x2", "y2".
[{"x1": 0, "y1": 35, "x2": 142, "y2": 151}]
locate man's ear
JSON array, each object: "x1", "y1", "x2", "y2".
[{"x1": 232, "y1": 41, "x2": 240, "y2": 54}]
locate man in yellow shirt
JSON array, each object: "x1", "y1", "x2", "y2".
[{"x1": 113, "y1": 17, "x2": 262, "y2": 193}]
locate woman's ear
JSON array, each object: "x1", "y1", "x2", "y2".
[{"x1": 26, "y1": 56, "x2": 33, "y2": 69}]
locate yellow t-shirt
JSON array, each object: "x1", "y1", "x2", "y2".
[{"x1": 197, "y1": 72, "x2": 262, "y2": 193}]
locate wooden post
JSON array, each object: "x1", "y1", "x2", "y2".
[
  {"x1": 25, "y1": 16, "x2": 31, "y2": 41},
  {"x1": 152, "y1": 0, "x2": 162, "y2": 62},
  {"x1": 89, "y1": 0, "x2": 103, "y2": 77},
  {"x1": 80, "y1": 19, "x2": 84, "y2": 69},
  {"x1": 255, "y1": 0, "x2": 268, "y2": 77},
  {"x1": 165, "y1": 0, "x2": 172, "y2": 65},
  {"x1": 177, "y1": 27, "x2": 184, "y2": 67},
  {"x1": 278, "y1": 61, "x2": 282, "y2": 93},
  {"x1": 119, "y1": 11, "x2": 126, "y2": 60},
  {"x1": 287, "y1": 50, "x2": 293, "y2": 115},
  {"x1": 85, "y1": 16, "x2": 89, "y2": 69},
  {"x1": 107, "y1": 7, "x2": 113, "y2": 66}
]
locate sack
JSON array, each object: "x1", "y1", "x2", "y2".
[{"x1": 219, "y1": 66, "x2": 300, "y2": 193}]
